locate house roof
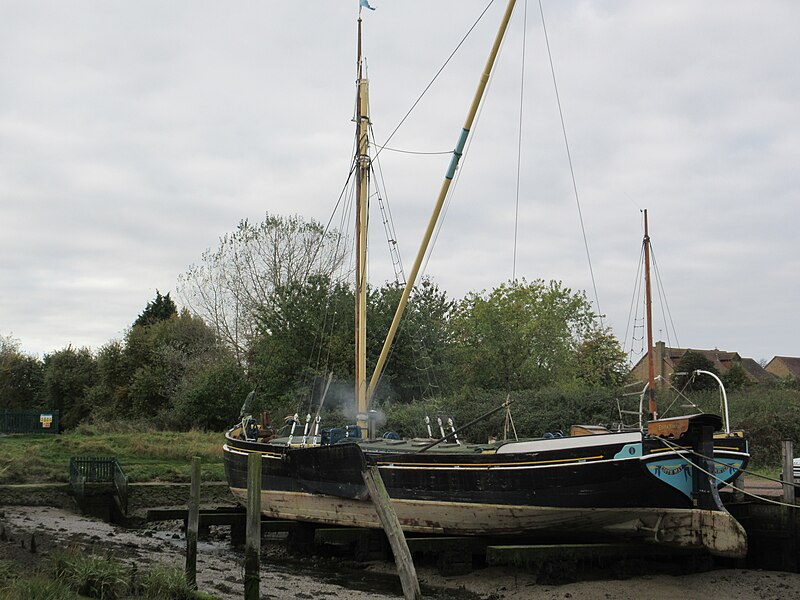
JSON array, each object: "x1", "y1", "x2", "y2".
[
  {"x1": 739, "y1": 358, "x2": 777, "y2": 383},
  {"x1": 766, "y1": 356, "x2": 800, "y2": 379},
  {"x1": 630, "y1": 342, "x2": 772, "y2": 383}
]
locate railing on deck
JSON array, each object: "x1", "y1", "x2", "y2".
[
  {"x1": 69, "y1": 456, "x2": 129, "y2": 515},
  {"x1": 0, "y1": 410, "x2": 59, "y2": 434}
]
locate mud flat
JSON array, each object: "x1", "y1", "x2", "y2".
[{"x1": 3, "y1": 506, "x2": 800, "y2": 600}]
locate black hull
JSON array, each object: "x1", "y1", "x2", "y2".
[
  {"x1": 224, "y1": 439, "x2": 694, "y2": 511},
  {"x1": 222, "y1": 419, "x2": 749, "y2": 556}
]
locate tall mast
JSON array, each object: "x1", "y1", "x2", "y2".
[
  {"x1": 367, "y1": 0, "x2": 518, "y2": 404},
  {"x1": 354, "y1": 16, "x2": 370, "y2": 435},
  {"x1": 643, "y1": 209, "x2": 658, "y2": 420}
]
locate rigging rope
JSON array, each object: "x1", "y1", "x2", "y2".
[
  {"x1": 374, "y1": 145, "x2": 451, "y2": 156},
  {"x1": 423, "y1": 0, "x2": 520, "y2": 279},
  {"x1": 512, "y1": 0, "x2": 528, "y2": 281},
  {"x1": 623, "y1": 242, "x2": 645, "y2": 357},
  {"x1": 650, "y1": 245, "x2": 680, "y2": 349},
  {"x1": 657, "y1": 437, "x2": 800, "y2": 509},
  {"x1": 538, "y1": 0, "x2": 603, "y2": 327},
  {"x1": 374, "y1": 0, "x2": 496, "y2": 162}
]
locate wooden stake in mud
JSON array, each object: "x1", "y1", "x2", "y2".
[
  {"x1": 185, "y1": 456, "x2": 201, "y2": 588},
  {"x1": 783, "y1": 440, "x2": 795, "y2": 505},
  {"x1": 245, "y1": 452, "x2": 262, "y2": 600},
  {"x1": 362, "y1": 465, "x2": 422, "y2": 600}
]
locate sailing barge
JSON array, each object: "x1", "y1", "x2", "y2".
[{"x1": 224, "y1": 0, "x2": 749, "y2": 558}]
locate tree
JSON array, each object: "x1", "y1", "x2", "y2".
[
  {"x1": 249, "y1": 274, "x2": 354, "y2": 405},
  {"x1": 42, "y1": 346, "x2": 98, "y2": 429},
  {"x1": 721, "y1": 362, "x2": 749, "y2": 391},
  {"x1": 177, "y1": 214, "x2": 347, "y2": 364},
  {"x1": 450, "y1": 279, "x2": 596, "y2": 391},
  {"x1": 133, "y1": 290, "x2": 177, "y2": 328},
  {"x1": 0, "y1": 338, "x2": 44, "y2": 410},
  {"x1": 248, "y1": 275, "x2": 455, "y2": 415},
  {"x1": 81, "y1": 297, "x2": 247, "y2": 428},
  {"x1": 122, "y1": 309, "x2": 229, "y2": 420},
  {"x1": 88, "y1": 340, "x2": 130, "y2": 418},
  {"x1": 173, "y1": 358, "x2": 250, "y2": 430},
  {"x1": 672, "y1": 351, "x2": 720, "y2": 392},
  {"x1": 574, "y1": 327, "x2": 629, "y2": 388},
  {"x1": 367, "y1": 278, "x2": 455, "y2": 402}
]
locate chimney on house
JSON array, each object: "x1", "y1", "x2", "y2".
[{"x1": 655, "y1": 341, "x2": 666, "y2": 385}]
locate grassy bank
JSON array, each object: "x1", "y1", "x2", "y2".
[
  {"x1": 0, "y1": 424, "x2": 225, "y2": 485},
  {"x1": 0, "y1": 551, "x2": 217, "y2": 600}
]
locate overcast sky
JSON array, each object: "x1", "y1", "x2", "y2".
[{"x1": 2, "y1": 1, "x2": 798, "y2": 365}]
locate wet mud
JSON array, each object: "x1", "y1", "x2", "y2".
[{"x1": 3, "y1": 506, "x2": 800, "y2": 599}]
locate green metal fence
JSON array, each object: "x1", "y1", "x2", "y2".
[
  {"x1": 0, "y1": 409, "x2": 59, "y2": 434},
  {"x1": 69, "y1": 456, "x2": 129, "y2": 515}
]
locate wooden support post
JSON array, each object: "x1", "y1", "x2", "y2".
[
  {"x1": 782, "y1": 440, "x2": 798, "y2": 572},
  {"x1": 362, "y1": 465, "x2": 421, "y2": 600},
  {"x1": 783, "y1": 440, "x2": 795, "y2": 505},
  {"x1": 244, "y1": 452, "x2": 262, "y2": 600},
  {"x1": 185, "y1": 456, "x2": 201, "y2": 589}
]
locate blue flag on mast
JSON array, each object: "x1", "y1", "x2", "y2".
[{"x1": 360, "y1": 0, "x2": 376, "y2": 10}]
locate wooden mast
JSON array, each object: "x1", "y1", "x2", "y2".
[
  {"x1": 643, "y1": 209, "x2": 658, "y2": 420},
  {"x1": 366, "y1": 0, "x2": 518, "y2": 404},
  {"x1": 355, "y1": 16, "x2": 370, "y2": 435}
]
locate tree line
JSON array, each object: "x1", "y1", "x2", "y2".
[
  {"x1": 3, "y1": 213, "x2": 796, "y2": 460},
  {"x1": 0, "y1": 215, "x2": 629, "y2": 434}
]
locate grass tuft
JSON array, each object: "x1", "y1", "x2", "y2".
[
  {"x1": 136, "y1": 563, "x2": 197, "y2": 600},
  {"x1": 51, "y1": 549, "x2": 128, "y2": 600},
  {"x1": 0, "y1": 575, "x2": 81, "y2": 600}
]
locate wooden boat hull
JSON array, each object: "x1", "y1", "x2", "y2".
[
  {"x1": 223, "y1": 423, "x2": 749, "y2": 557},
  {"x1": 226, "y1": 486, "x2": 744, "y2": 557}
]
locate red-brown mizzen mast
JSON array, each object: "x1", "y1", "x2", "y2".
[{"x1": 643, "y1": 209, "x2": 657, "y2": 420}]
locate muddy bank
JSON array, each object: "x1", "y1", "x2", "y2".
[
  {"x1": 4, "y1": 506, "x2": 800, "y2": 599},
  {"x1": 0, "y1": 507, "x2": 410, "y2": 600},
  {"x1": 0, "y1": 481, "x2": 236, "y2": 513}
]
